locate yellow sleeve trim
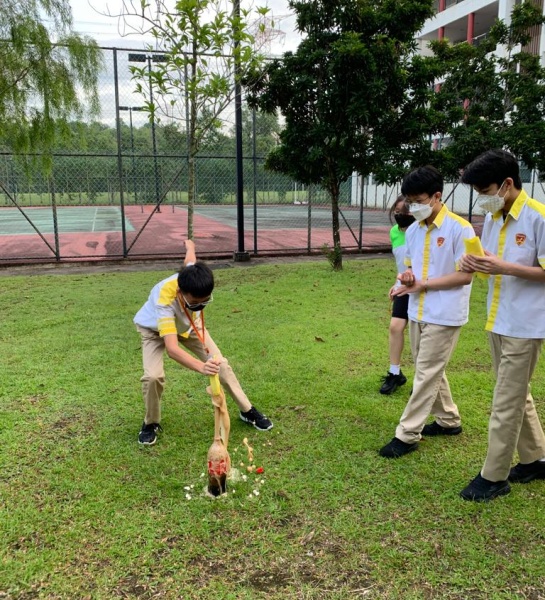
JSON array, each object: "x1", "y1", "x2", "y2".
[{"x1": 158, "y1": 317, "x2": 177, "y2": 337}]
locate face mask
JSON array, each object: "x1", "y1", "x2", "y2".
[
  {"x1": 394, "y1": 214, "x2": 415, "y2": 228},
  {"x1": 179, "y1": 292, "x2": 213, "y2": 313},
  {"x1": 476, "y1": 193, "x2": 505, "y2": 214},
  {"x1": 476, "y1": 181, "x2": 507, "y2": 214},
  {"x1": 185, "y1": 302, "x2": 206, "y2": 312},
  {"x1": 409, "y1": 203, "x2": 433, "y2": 222}
]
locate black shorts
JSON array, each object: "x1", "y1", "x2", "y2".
[{"x1": 392, "y1": 294, "x2": 409, "y2": 320}]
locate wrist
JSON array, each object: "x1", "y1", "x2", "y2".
[{"x1": 423, "y1": 279, "x2": 429, "y2": 293}]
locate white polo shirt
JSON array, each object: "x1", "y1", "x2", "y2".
[
  {"x1": 481, "y1": 189, "x2": 545, "y2": 338},
  {"x1": 404, "y1": 204, "x2": 474, "y2": 326},
  {"x1": 134, "y1": 273, "x2": 198, "y2": 337}
]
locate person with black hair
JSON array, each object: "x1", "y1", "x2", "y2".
[
  {"x1": 459, "y1": 149, "x2": 545, "y2": 502},
  {"x1": 379, "y1": 195, "x2": 415, "y2": 395},
  {"x1": 133, "y1": 239, "x2": 273, "y2": 445},
  {"x1": 379, "y1": 166, "x2": 474, "y2": 459}
]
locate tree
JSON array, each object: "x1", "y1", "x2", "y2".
[
  {"x1": 0, "y1": 0, "x2": 102, "y2": 170},
  {"x1": 393, "y1": 1, "x2": 545, "y2": 180},
  {"x1": 109, "y1": 0, "x2": 270, "y2": 237},
  {"x1": 245, "y1": 0, "x2": 435, "y2": 269}
]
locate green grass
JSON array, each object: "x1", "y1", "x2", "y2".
[{"x1": 1, "y1": 259, "x2": 545, "y2": 599}]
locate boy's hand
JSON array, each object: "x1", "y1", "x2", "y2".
[
  {"x1": 397, "y1": 269, "x2": 415, "y2": 287},
  {"x1": 459, "y1": 253, "x2": 476, "y2": 273},
  {"x1": 391, "y1": 279, "x2": 425, "y2": 297},
  {"x1": 184, "y1": 239, "x2": 195, "y2": 251},
  {"x1": 201, "y1": 358, "x2": 220, "y2": 376}
]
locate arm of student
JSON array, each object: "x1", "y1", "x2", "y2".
[
  {"x1": 163, "y1": 334, "x2": 220, "y2": 375},
  {"x1": 183, "y1": 239, "x2": 197, "y2": 266},
  {"x1": 391, "y1": 271, "x2": 472, "y2": 296},
  {"x1": 466, "y1": 250, "x2": 545, "y2": 282}
]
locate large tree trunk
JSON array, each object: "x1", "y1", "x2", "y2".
[{"x1": 329, "y1": 180, "x2": 343, "y2": 270}]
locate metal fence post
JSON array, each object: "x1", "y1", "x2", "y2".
[{"x1": 113, "y1": 48, "x2": 128, "y2": 257}]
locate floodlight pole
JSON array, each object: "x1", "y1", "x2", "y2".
[
  {"x1": 128, "y1": 53, "x2": 163, "y2": 213},
  {"x1": 119, "y1": 106, "x2": 146, "y2": 211},
  {"x1": 148, "y1": 55, "x2": 161, "y2": 214},
  {"x1": 233, "y1": 0, "x2": 250, "y2": 261},
  {"x1": 113, "y1": 48, "x2": 128, "y2": 257}
]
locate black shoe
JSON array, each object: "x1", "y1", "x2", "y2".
[
  {"x1": 379, "y1": 371, "x2": 407, "y2": 395},
  {"x1": 240, "y1": 407, "x2": 273, "y2": 431},
  {"x1": 422, "y1": 421, "x2": 462, "y2": 436},
  {"x1": 138, "y1": 422, "x2": 162, "y2": 446},
  {"x1": 508, "y1": 460, "x2": 545, "y2": 484},
  {"x1": 379, "y1": 437, "x2": 418, "y2": 458},
  {"x1": 460, "y1": 473, "x2": 511, "y2": 502}
]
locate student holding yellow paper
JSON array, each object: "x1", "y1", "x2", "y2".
[
  {"x1": 463, "y1": 236, "x2": 488, "y2": 279},
  {"x1": 459, "y1": 149, "x2": 545, "y2": 502}
]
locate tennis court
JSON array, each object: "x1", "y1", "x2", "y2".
[
  {"x1": 0, "y1": 206, "x2": 134, "y2": 236},
  {"x1": 0, "y1": 203, "x2": 405, "y2": 264}
]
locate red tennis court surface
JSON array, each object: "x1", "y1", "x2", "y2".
[{"x1": 0, "y1": 205, "x2": 483, "y2": 265}]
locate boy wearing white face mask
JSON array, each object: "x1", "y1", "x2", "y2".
[
  {"x1": 459, "y1": 149, "x2": 545, "y2": 502},
  {"x1": 379, "y1": 165, "x2": 475, "y2": 459}
]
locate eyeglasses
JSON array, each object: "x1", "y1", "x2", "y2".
[{"x1": 181, "y1": 293, "x2": 213, "y2": 310}]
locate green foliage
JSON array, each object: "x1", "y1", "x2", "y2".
[
  {"x1": 1, "y1": 260, "x2": 545, "y2": 598},
  {"x1": 320, "y1": 242, "x2": 343, "y2": 271},
  {"x1": 119, "y1": 0, "x2": 268, "y2": 237},
  {"x1": 245, "y1": 0, "x2": 435, "y2": 269},
  {"x1": 0, "y1": 0, "x2": 102, "y2": 171},
  {"x1": 416, "y1": 1, "x2": 545, "y2": 177}
]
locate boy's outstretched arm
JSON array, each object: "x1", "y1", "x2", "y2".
[{"x1": 184, "y1": 239, "x2": 197, "y2": 265}]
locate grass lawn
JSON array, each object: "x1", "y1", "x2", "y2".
[{"x1": 1, "y1": 258, "x2": 545, "y2": 599}]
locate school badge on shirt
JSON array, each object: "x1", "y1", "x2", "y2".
[
  {"x1": 437, "y1": 237, "x2": 445, "y2": 247},
  {"x1": 515, "y1": 233, "x2": 526, "y2": 246}
]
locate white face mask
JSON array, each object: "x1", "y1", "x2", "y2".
[
  {"x1": 476, "y1": 181, "x2": 506, "y2": 214},
  {"x1": 410, "y1": 202, "x2": 433, "y2": 222}
]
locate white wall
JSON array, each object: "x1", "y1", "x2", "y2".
[{"x1": 350, "y1": 172, "x2": 545, "y2": 214}]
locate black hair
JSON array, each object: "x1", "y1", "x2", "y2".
[
  {"x1": 389, "y1": 194, "x2": 409, "y2": 224},
  {"x1": 401, "y1": 165, "x2": 443, "y2": 197},
  {"x1": 178, "y1": 261, "x2": 214, "y2": 296},
  {"x1": 461, "y1": 149, "x2": 522, "y2": 189}
]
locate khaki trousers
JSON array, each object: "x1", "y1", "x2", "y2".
[
  {"x1": 481, "y1": 333, "x2": 545, "y2": 481},
  {"x1": 395, "y1": 321, "x2": 462, "y2": 444},
  {"x1": 136, "y1": 325, "x2": 251, "y2": 424}
]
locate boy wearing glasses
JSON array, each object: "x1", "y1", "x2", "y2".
[
  {"x1": 134, "y1": 239, "x2": 273, "y2": 445},
  {"x1": 379, "y1": 165, "x2": 474, "y2": 458}
]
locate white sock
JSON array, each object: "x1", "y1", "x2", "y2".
[{"x1": 389, "y1": 365, "x2": 401, "y2": 375}]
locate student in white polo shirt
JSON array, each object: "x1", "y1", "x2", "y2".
[
  {"x1": 133, "y1": 239, "x2": 273, "y2": 446},
  {"x1": 379, "y1": 165, "x2": 475, "y2": 459},
  {"x1": 459, "y1": 149, "x2": 545, "y2": 502}
]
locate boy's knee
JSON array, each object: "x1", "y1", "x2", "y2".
[{"x1": 141, "y1": 373, "x2": 165, "y2": 387}]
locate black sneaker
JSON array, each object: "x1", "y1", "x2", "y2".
[
  {"x1": 508, "y1": 460, "x2": 545, "y2": 484},
  {"x1": 240, "y1": 407, "x2": 273, "y2": 431},
  {"x1": 379, "y1": 437, "x2": 418, "y2": 458},
  {"x1": 138, "y1": 422, "x2": 162, "y2": 446},
  {"x1": 379, "y1": 371, "x2": 407, "y2": 395},
  {"x1": 422, "y1": 421, "x2": 462, "y2": 436},
  {"x1": 460, "y1": 473, "x2": 511, "y2": 502}
]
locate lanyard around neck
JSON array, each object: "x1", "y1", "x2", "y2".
[{"x1": 177, "y1": 292, "x2": 209, "y2": 355}]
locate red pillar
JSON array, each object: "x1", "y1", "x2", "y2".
[
  {"x1": 467, "y1": 12, "x2": 475, "y2": 44},
  {"x1": 438, "y1": 0, "x2": 446, "y2": 39}
]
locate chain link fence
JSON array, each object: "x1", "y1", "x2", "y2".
[{"x1": 2, "y1": 45, "x2": 521, "y2": 264}]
